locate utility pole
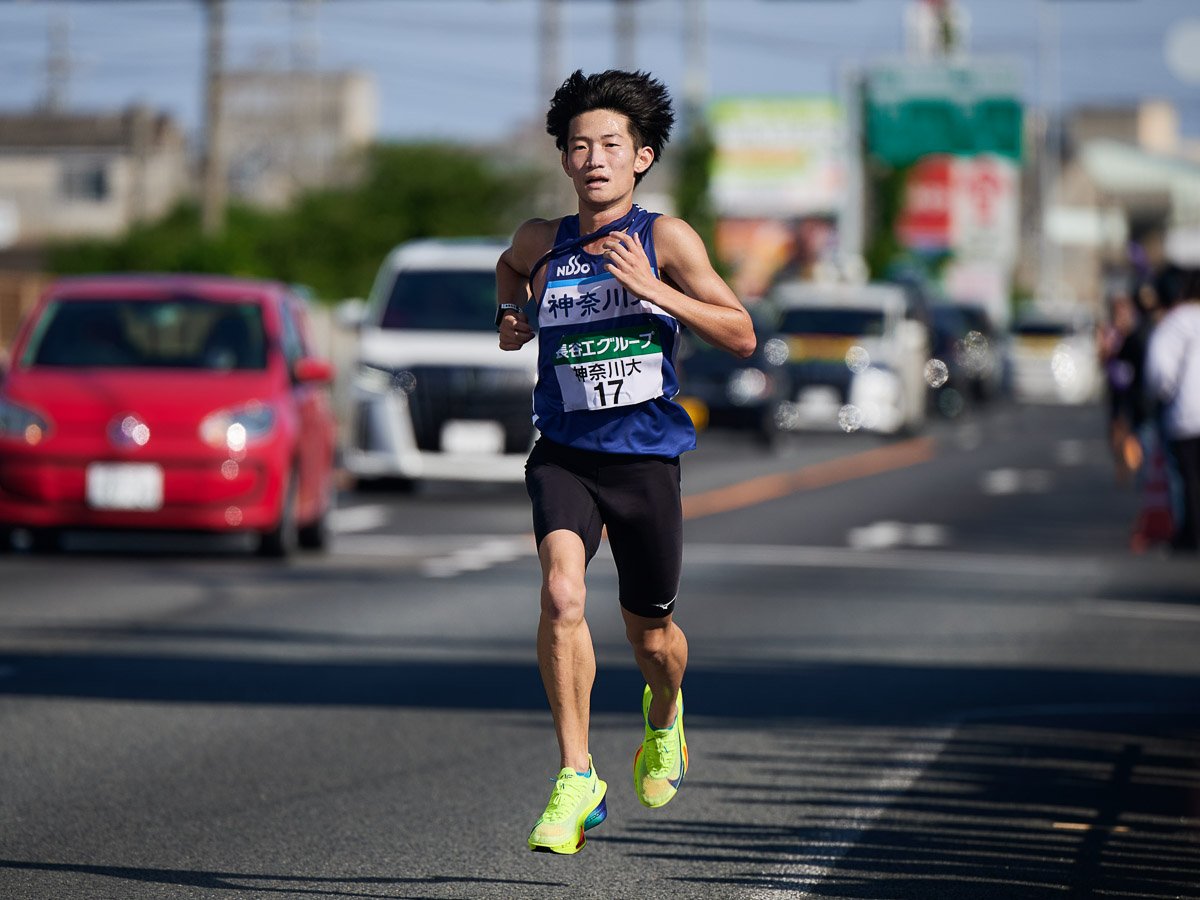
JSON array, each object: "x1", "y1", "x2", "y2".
[
  {"x1": 42, "y1": 9, "x2": 71, "y2": 113},
  {"x1": 538, "y1": 0, "x2": 562, "y2": 105},
  {"x1": 1037, "y1": 0, "x2": 1062, "y2": 302},
  {"x1": 200, "y1": 0, "x2": 227, "y2": 236},
  {"x1": 614, "y1": 0, "x2": 636, "y2": 71},
  {"x1": 681, "y1": 0, "x2": 706, "y2": 127}
]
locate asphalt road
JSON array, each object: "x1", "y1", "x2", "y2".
[{"x1": 2, "y1": 402, "x2": 1199, "y2": 900}]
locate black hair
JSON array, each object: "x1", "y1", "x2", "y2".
[
  {"x1": 546, "y1": 69, "x2": 675, "y2": 185},
  {"x1": 1156, "y1": 264, "x2": 1189, "y2": 310}
]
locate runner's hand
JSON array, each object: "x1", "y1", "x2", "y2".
[
  {"x1": 499, "y1": 308, "x2": 535, "y2": 351},
  {"x1": 602, "y1": 231, "x2": 658, "y2": 303}
]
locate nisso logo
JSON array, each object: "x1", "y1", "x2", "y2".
[{"x1": 555, "y1": 255, "x2": 591, "y2": 278}]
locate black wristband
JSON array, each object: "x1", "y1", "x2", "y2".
[{"x1": 495, "y1": 303, "x2": 520, "y2": 331}]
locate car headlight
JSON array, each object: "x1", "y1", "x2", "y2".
[
  {"x1": 762, "y1": 338, "x2": 790, "y2": 367},
  {"x1": 199, "y1": 401, "x2": 275, "y2": 452},
  {"x1": 0, "y1": 397, "x2": 50, "y2": 446},
  {"x1": 356, "y1": 362, "x2": 393, "y2": 393},
  {"x1": 356, "y1": 362, "x2": 416, "y2": 395},
  {"x1": 1051, "y1": 344, "x2": 1078, "y2": 387},
  {"x1": 726, "y1": 368, "x2": 772, "y2": 406}
]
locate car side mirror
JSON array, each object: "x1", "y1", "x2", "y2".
[
  {"x1": 335, "y1": 298, "x2": 368, "y2": 332},
  {"x1": 293, "y1": 356, "x2": 335, "y2": 385}
]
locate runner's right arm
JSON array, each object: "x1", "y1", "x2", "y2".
[{"x1": 497, "y1": 219, "x2": 557, "y2": 352}]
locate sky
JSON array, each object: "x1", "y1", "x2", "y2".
[{"x1": 2, "y1": 0, "x2": 1200, "y2": 145}]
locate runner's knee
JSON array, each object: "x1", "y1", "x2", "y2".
[{"x1": 541, "y1": 570, "x2": 586, "y2": 624}]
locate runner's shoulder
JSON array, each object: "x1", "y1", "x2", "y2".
[
  {"x1": 649, "y1": 214, "x2": 707, "y2": 265},
  {"x1": 649, "y1": 214, "x2": 700, "y2": 243},
  {"x1": 511, "y1": 217, "x2": 564, "y2": 270}
]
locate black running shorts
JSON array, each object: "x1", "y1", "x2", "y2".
[{"x1": 524, "y1": 437, "x2": 683, "y2": 619}]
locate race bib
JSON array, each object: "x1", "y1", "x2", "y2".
[{"x1": 553, "y1": 325, "x2": 665, "y2": 411}]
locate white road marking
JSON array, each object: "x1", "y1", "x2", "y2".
[
  {"x1": 1076, "y1": 598, "x2": 1200, "y2": 623},
  {"x1": 847, "y1": 521, "x2": 950, "y2": 550},
  {"x1": 334, "y1": 533, "x2": 537, "y2": 578},
  {"x1": 334, "y1": 533, "x2": 1112, "y2": 580},
  {"x1": 1055, "y1": 439, "x2": 1089, "y2": 466},
  {"x1": 330, "y1": 504, "x2": 390, "y2": 534},
  {"x1": 981, "y1": 467, "x2": 1054, "y2": 495},
  {"x1": 335, "y1": 533, "x2": 533, "y2": 556},
  {"x1": 685, "y1": 542, "x2": 1103, "y2": 578},
  {"x1": 741, "y1": 725, "x2": 956, "y2": 899},
  {"x1": 420, "y1": 537, "x2": 532, "y2": 579}
]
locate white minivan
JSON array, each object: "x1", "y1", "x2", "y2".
[
  {"x1": 343, "y1": 238, "x2": 537, "y2": 487},
  {"x1": 769, "y1": 280, "x2": 929, "y2": 435}
]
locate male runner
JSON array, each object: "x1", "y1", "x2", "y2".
[{"x1": 496, "y1": 69, "x2": 755, "y2": 855}]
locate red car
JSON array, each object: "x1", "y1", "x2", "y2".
[{"x1": 0, "y1": 274, "x2": 337, "y2": 556}]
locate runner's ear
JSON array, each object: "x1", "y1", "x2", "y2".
[{"x1": 634, "y1": 146, "x2": 654, "y2": 175}]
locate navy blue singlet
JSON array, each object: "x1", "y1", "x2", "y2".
[{"x1": 529, "y1": 205, "x2": 696, "y2": 457}]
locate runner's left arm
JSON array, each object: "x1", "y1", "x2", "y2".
[{"x1": 600, "y1": 216, "x2": 755, "y2": 358}]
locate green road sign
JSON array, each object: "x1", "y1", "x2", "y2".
[{"x1": 863, "y1": 61, "x2": 1023, "y2": 166}]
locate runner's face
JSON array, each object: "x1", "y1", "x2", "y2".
[{"x1": 562, "y1": 109, "x2": 653, "y2": 208}]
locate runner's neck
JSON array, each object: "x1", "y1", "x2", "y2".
[{"x1": 577, "y1": 203, "x2": 636, "y2": 240}]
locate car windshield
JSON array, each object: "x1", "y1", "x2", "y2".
[
  {"x1": 381, "y1": 269, "x2": 497, "y2": 331},
  {"x1": 933, "y1": 306, "x2": 968, "y2": 332},
  {"x1": 23, "y1": 298, "x2": 268, "y2": 370},
  {"x1": 778, "y1": 307, "x2": 884, "y2": 337},
  {"x1": 956, "y1": 305, "x2": 993, "y2": 334}
]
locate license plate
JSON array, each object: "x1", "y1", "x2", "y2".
[
  {"x1": 86, "y1": 463, "x2": 164, "y2": 511},
  {"x1": 797, "y1": 386, "x2": 841, "y2": 408},
  {"x1": 787, "y1": 336, "x2": 854, "y2": 362},
  {"x1": 440, "y1": 420, "x2": 505, "y2": 454}
]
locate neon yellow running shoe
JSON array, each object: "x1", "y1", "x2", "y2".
[
  {"x1": 527, "y1": 755, "x2": 608, "y2": 854},
  {"x1": 633, "y1": 684, "x2": 688, "y2": 808}
]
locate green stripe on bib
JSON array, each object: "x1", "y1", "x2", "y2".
[{"x1": 554, "y1": 326, "x2": 664, "y2": 365}]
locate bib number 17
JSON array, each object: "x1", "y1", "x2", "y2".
[{"x1": 592, "y1": 379, "x2": 624, "y2": 407}]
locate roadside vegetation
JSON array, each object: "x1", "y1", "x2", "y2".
[{"x1": 47, "y1": 143, "x2": 538, "y2": 303}]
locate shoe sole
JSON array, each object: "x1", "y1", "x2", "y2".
[{"x1": 527, "y1": 786, "x2": 608, "y2": 854}]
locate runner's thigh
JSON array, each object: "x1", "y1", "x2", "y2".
[{"x1": 598, "y1": 456, "x2": 682, "y2": 617}]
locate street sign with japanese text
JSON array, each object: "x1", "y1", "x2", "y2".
[{"x1": 863, "y1": 60, "x2": 1023, "y2": 166}]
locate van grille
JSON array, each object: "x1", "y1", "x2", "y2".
[{"x1": 404, "y1": 365, "x2": 534, "y2": 453}]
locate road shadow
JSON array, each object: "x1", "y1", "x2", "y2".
[
  {"x1": 627, "y1": 716, "x2": 1200, "y2": 898},
  {"x1": 0, "y1": 861, "x2": 565, "y2": 899},
  {"x1": 3, "y1": 645, "x2": 1199, "y2": 896},
  {"x1": 2, "y1": 650, "x2": 1200, "y2": 725}
]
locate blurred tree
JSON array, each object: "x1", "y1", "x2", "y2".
[
  {"x1": 863, "y1": 160, "x2": 906, "y2": 280},
  {"x1": 673, "y1": 120, "x2": 724, "y2": 275},
  {"x1": 48, "y1": 143, "x2": 539, "y2": 301}
]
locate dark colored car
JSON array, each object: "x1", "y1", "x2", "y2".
[
  {"x1": 928, "y1": 302, "x2": 1007, "y2": 417},
  {"x1": 675, "y1": 307, "x2": 791, "y2": 447}
]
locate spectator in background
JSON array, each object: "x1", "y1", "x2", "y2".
[
  {"x1": 1099, "y1": 287, "x2": 1145, "y2": 481},
  {"x1": 1145, "y1": 266, "x2": 1200, "y2": 552}
]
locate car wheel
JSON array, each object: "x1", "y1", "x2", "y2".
[
  {"x1": 257, "y1": 473, "x2": 299, "y2": 559},
  {"x1": 28, "y1": 527, "x2": 62, "y2": 554},
  {"x1": 298, "y1": 483, "x2": 334, "y2": 552},
  {"x1": 755, "y1": 404, "x2": 783, "y2": 451}
]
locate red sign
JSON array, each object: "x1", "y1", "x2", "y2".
[{"x1": 896, "y1": 154, "x2": 954, "y2": 250}]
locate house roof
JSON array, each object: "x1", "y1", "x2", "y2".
[
  {"x1": 0, "y1": 106, "x2": 185, "y2": 152},
  {"x1": 1081, "y1": 139, "x2": 1200, "y2": 197}
]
